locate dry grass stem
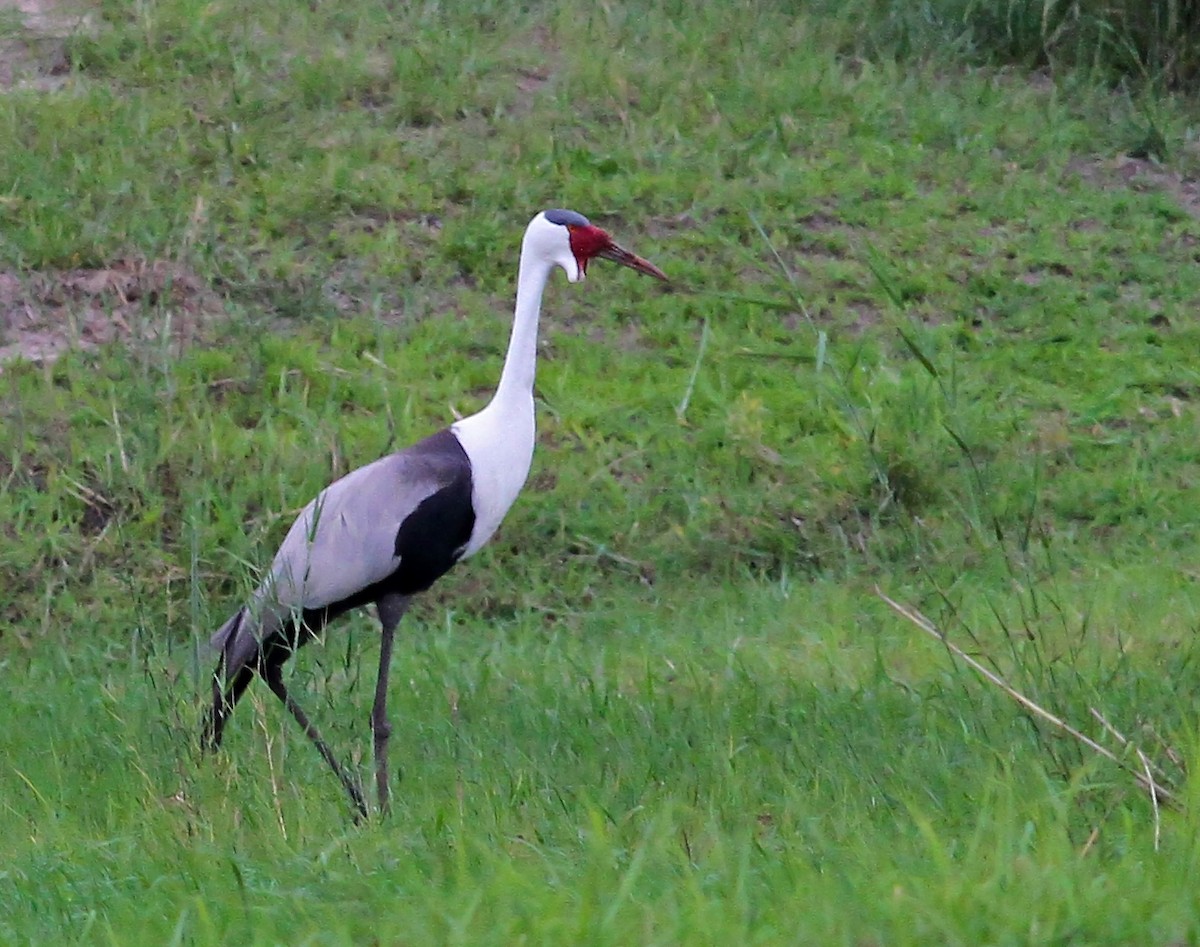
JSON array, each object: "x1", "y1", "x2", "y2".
[
  {"x1": 257, "y1": 709, "x2": 289, "y2": 840},
  {"x1": 1079, "y1": 825, "x2": 1101, "y2": 857},
  {"x1": 877, "y1": 588, "x2": 1176, "y2": 808},
  {"x1": 1138, "y1": 748, "x2": 1162, "y2": 852}
]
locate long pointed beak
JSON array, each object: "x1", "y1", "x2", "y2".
[{"x1": 597, "y1": 242, "x2": 669, "y2": 281}]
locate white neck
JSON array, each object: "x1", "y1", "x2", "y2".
[
  {"x1": 491, "y1": 250, "x2": 554, "y2": 408},
  {"x1": 449, "y1": 241, "x2": 556, "y2": 557}
]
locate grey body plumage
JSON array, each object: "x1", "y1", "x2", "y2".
[{"x1": 209, "y1": 429, "x2": 473, "y2": 676}]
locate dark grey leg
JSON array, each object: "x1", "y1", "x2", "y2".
[
  {"x1": 202, "y1": 611, "x2": 253, "y2": 753},
  {"x1": 372, "y1": 594, "x2": 410, "y2": 817},
  {"x1": 203, "y1": 661, "x2": 255, "y2": 752},
  {"x1": 261, "y1": 653, "x2": 368, "y2": 820}
]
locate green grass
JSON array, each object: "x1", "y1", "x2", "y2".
[
  {"x1": 811, "y1": 0, "x2": 1200, "y2": 91},
  {"x1": 2, "y1": 0, "x2": 1200, "y2": 942}
]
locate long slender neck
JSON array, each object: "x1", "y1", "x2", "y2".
[{"x1": 490, "y1": 247, "x2": 554, "y2": 409}]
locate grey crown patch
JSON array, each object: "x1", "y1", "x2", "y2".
[{"x1": 543, "y1": 208, "x2": 590, "y2": 227}]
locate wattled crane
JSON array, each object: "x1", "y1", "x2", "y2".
[{"x1": 202, "y1": 209, "x2": 668, "y2": 818}]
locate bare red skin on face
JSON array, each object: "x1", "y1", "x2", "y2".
[{"x1": 567, "y1": 224, "x2": 612, "y2": 275}]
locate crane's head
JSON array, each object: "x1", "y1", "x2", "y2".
[{"x1": 527, "y1": 209, "x2": 668, "y2": 284}]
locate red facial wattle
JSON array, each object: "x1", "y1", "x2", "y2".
[
  {"x1": 567, "y1": 224, "x2": 612, "y2": 277},
  {"x1": 568, "y1": 224, "x2": 669, "y2": 282}
]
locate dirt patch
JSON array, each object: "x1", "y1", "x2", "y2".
[
  {"x1": 0, "y1": 0, "x2": 95, "y2": 92},
  {"x1": 504, "y1": 24, "x2": 557, "y2": 114},
  {"x1": 0, "y1": 0, "x2": 227, "y2": 368},
  {"x1": 1067, "y1": 154, "x2": 1200, "y2": 221},
  {"x1": 0, "y1": 259, "x2": 225, "y2": 369}
]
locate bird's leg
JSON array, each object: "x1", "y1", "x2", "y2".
[
  {"x1": 371, "y1": 629, "x2": 395, "y2": 817},
  {"x1": 203, "y1": 661, "x2": 255, "y2": 752},
  {"x1": 202, "y1": 628, "x2": 256, "y2": 753},
  {"x1": 372, "y1": 594, "x2": 410, "y2": 817},
  {"x1": 261, "y1": 651, "x2": 368, "y2": 820}
]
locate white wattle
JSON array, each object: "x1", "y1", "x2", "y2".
[{"x1": 451, "y1": 218, "x2": 560, "y2": 557}]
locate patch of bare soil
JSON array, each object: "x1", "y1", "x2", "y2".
[
  {"x1": 508, "y1": 25, "x2": 556, "y2": 113},
  {"x1": 0, "y1": 260, "x2": 225, "y2": 369},
  {"x1": 0, "y1": 0, "x2": 95, "y2": 92},
  {"x1": 1067, "y1": 154, "x2": 1200, "y2": 221},
  {"x1": 0, "y1": 1, "x2": 230, "y2": 367}
]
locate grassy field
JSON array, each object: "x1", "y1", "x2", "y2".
[{"x1": 3, "y1": 0, "x2": 1200, "y2": 942}]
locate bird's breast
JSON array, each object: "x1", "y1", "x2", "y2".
[{"x1": 450, "y1": 401, "x2": 535, "y2": 557}]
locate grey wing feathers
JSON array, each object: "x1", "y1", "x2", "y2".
[
  {"x1": 208, "y1": 605, "x2": 261, "y2": 679},
  {"x1": 210, "y1": 436, "x2": 465, "y2": 656},
  {"x1": 209, "y1": 607, "x2": 245, "y2": 654},
  {"x1": 266, "y1": 449, "x2": 454, "y2": 610}
]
